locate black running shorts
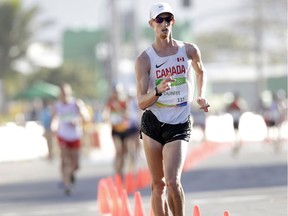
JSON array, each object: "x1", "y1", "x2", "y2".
[
  {"x1": 140, "y1": 110, "x2": 191, "y2": 145},
  {"x1": 112, "y1": 126, "x2": 139, "y2": 142}
]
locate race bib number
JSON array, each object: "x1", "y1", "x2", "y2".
[{"x1": 155, "y1": 77, "x2": 188, "y2": 107}]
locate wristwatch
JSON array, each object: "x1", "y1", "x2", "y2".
[{"x1": 155, "y1": 86, "x2": 162, "y2": 96}]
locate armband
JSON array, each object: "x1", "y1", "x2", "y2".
[{"x1": 155, "y1": 86, "x2": 162, "y2": 96}]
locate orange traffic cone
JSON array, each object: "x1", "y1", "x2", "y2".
[
  {"x1": 125, "y1": 172, "x2": 136, "y2": 194},
  {"x1": 224, "y1": 210, "x2": 230, "y2": 216},
  {"x1": 105, "y1": 177, "x2": 117, "y2": 197},
  {"x1": 104, "y1": 177, "x2": 121, "y2": 216},
  {"x1": 111, "y1": 184, "x2": 121, "y2": 216},
  {"x1": 193, "y1": 205, "x2": 201, "y2": 216},
  {"x1": 136, "y1": 169, "x2": 144, "y2": 189},
  {"x1": 97, "y1": 178, "x2": 112, "y2": 214},
  {"x1": 120, "y1": 189, "x2": 132, "y2": 216},
  {"x1": 134, "y1": 191, "x2": 146, "y2": 216},
  {"x1": 115, "y1": 173, "x2": 124, "y2": 196},
  {"x1": 139, "y1": 169, "x2": 151, "y2": 188}
]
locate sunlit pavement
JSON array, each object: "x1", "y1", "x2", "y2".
[
  {"x1": 0, "y1": 141, "x2": 286, "y2": 216},
  {"x1": 0, "y1": 113, "x2": 287, "y2": 216}
]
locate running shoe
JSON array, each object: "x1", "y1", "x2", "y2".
[
  {"x1": 71, "y1": 173, "x2": 75, "y2": 184},
  {"x1": 64, "y1": 187, "x2": 72, "y2": 196}
]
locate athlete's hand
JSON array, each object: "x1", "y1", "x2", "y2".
[
  {"x1": 197, "y1": 97, "x2": 210, "y2": 112},
  {"x1": 158, "y1": 74, "x2": 176, "y2": 93}
]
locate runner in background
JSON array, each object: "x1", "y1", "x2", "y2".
[
  {"x1": 51, "y1": 83, "x2": 90, "y2": 195},
  {"x1": 259, "y1": 90, "x2": 284, "y2": 151},
  {"x1": 126, "y1": 89, "x2": 142, "y2": 172},
  {"x1": 225, "y1": 92, "x2": 247, "y2": 153},
  {"x1": 104, "y1": 85, "x2": 130, "y2": 177}
]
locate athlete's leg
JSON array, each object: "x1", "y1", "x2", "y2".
[
  {"x1": 142, "y1": 133, "x2": 168, "y2": 216},
  {"x1": 113, "y1": 135, "x2": 127, "y2": 176},
  {"x1": 163, "y1": 140, "x2": 188, "y2": 216},
  {"x1": 126, "y1": 131, "x2": 141, "y2": 172},
  {"x1": 69, "y1": 147, "x2": 80, "y2": 184},
  {"x1": 45, "y1": 130, "x2": 53, "y2": 160},
  {"x1": 60, "y1": 146, "x2": 72, "y2": 193}
]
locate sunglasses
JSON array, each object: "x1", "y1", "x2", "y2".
[{"x1": 154, "y1": 16, "x2": 174, "y2": 24}]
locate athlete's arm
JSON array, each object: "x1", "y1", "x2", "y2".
[
  {"x1": 76, "y1": 99, "x2": 91, "y2": 123},
  {"x1": 186, "y1": 43, "x2": 209, "y2": 112},
  {"x1": 50, "y1": 103, "x2": 58, "y2": 133},
  {"x1": 135, "y1": 52, "x2": 159, "y2": 110}
]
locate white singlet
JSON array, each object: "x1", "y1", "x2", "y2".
[
  {"x1": 54, "y1": 99, "x2": 83, "y2": 141},
  {"x1": 145, "y1": 40, "x2": 194, "y2": 124}
]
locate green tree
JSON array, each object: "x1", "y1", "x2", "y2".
[
  {"x1": 194, "y1": 0, "x2": 286, "y2": 65},
  {"x1": 0, "y1": 0, "x2": 39, "y2": 79}
]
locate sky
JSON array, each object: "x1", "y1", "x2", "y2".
[{"x1": 23, "y1": 0, "x2": 243, "y2": 43}]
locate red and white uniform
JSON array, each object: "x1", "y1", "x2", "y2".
[
  {"x1": 54, "y1": 99, "x2": 83, "y2": 141},
  {"x1": 145, "y1": 40, "x2": 194, "y2": 124}
]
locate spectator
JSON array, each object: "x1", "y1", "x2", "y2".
[{"x1": 39, "y1": 100, "x2": 54, "y2": 160}]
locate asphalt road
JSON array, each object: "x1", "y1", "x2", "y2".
[{"x1": 0, "y1": 141, "x2": 287, "y2": 216}]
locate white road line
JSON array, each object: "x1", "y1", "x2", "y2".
[
  {"x1": 191, "y1": 194, "x2": 269, "y2": 205},
  {"x1": 0, "y1": 205, "x2": 97, "y2": 216}
]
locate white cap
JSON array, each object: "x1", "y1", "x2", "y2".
[{"x1": 149, "y1": 2, "x2": 174, "y2": 20}]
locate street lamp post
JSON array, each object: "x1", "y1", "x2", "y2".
[
  {"x1": 110, "y1": 0, "x2": 121, "y2": 87},
  {"x1": 254, "y1": 0, "x2": 266, "y2": 99}
]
